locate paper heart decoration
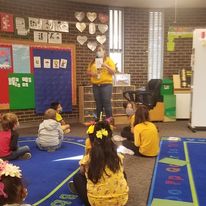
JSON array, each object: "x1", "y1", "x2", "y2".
[
  {"x1": 75, "y1": 12, "x2": 85, "y2": 22},
  {"x1": 87, "y1": 12, "x2": 97, "y2": 22},
  {"x1": 98, "y1": 13, "x2": 109, "y2": 24},
  {"x1": 89, "y1": 23, "x2": 96, "y2": 34},
  {"x1": 87, "y1": 41, "x2": 97, "y2": 51},
  {"x1": 96, "y1": 35, "x2": 106, "y2": 44},
  {"x1": 98, "y1": 24, "x2": 108, "y2": 34},
  {"x1": 76, "y1": 22, "x2": 86, "y2": 32},
  {"x1": 77, "y1": 35, "x2": 87, "y2": 45}
]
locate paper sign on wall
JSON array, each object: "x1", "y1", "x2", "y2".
[
  {"x1": 15, "y1": 17, "x2": 25, "y2": 30},
  {"x1": 53, "y1": 59, "x2": 60, "y2": 69},
  {"x1": 29, "y1": 17, "x2": 42, "y2": 30},
  {"x1": 34, "y1": 56, "x2": 41, "y2": 68},
  {"x1": 13, "y1": 45, "x2": 30, "y2": 73},
  {"x1": 44, "y1": 59, "x2": 51, "y2": 68},
  {"x1": 0, "y1": 13, "x2": 14, "y2": 32},
  {"x1": 60, "y1": 59, "x2": 67, "y2": 69},
  {"x1": 0, "y1": 47, "x2": 12, "y2": 69},
  {"x1": 42, "y1": 19, "x2": 55, "y2": 31},
  {"x1": 34, "y1": 31, "x2": 47, "y2": 43},
  {"x1": 15, "y1": 17, "x2": 29, "y2": 36},
  {"x1": 48, "y1": 32, "x2": 62, "y2": 44},
  {"x1": 54, "y1": 21, "x2": 69, "y2": 32}
]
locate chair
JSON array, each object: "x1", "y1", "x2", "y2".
[{"x1": 123, "y1": 79, "x2": 163, "y2": 109}]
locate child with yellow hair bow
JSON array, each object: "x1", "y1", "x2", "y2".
[
  {"x1": 84, "y1": 112, "x2": 115, "y2": 154},
  {"x1": 68, "y1": 120, "x2": 129, "y2": 206}
]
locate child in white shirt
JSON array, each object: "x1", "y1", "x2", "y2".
[{"x1": 36, "y1": 108, "x2": 64, "y2": 152}]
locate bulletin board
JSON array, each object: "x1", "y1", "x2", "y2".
[
  {"x1": 0, "y1": 44, "x2": 13, "y2": 109},
  {"x1": 0, "y1": 38, "x2": 76, "y2": 111},
  {"x1": 9, "y1": 73, "x2": 35, "y2": 109},
  {"x1": 12, "y1": 44, "x2": 31, "y2": 73},
  {"x1": 31, "y1": 47, "x2": 72, "y2": 113}
]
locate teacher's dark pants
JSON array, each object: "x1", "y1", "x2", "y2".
[{"x1": 92, "y1": 84, "x2": 113, "y2": 119}]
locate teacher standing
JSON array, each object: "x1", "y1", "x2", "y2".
[{"x1": 87, "y1": 45, "x2": 116, "y2": 120}]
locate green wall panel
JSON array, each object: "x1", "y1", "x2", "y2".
[{"x1": 9, "y1": 73, "x2": 35, "y2": 109}]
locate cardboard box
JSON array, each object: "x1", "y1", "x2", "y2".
[{"x1": 113, "y1": 74, "x2": 131, "y2": 86}]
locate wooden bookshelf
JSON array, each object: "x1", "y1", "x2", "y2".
[{"x1": 78, "y1": 85, "x2": 136, "y2": 123}]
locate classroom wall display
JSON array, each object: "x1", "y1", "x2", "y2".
[
  {"x1": 9, "y1": 73, "x2": 35, "y2": 109},
  {"x1": 48, "y1": 32, "x2": 62, "y2": 44},
  {"x1": 86, "y1": 12, "x2": 97, "y2": 22},
  {"x1": 74, "y1": 11, "x2": 109, "y2": 49},
  {"x1": 0, "y1": 39, "x2": 76, "y2": 111},
  {"x1": 0, "y1": 45, "x2": 13, "y2": 109},
  {"x1": 34, "y1": 31, "x2": 48, "y2": 43},
  {"x1": 75, "y1": 11, "x2": 85, "y2": 22},
  {"x1": 0, "y1": 12, "x2": 14, "y2": 33},
  {"x1": 0, "y1": 45, "x2": 13, "y2": 69},
  {"x1": 31, "y1": 47, "x2": 73, "y2": 113},
  {"x1": 29, "y1": 17, "x2": 43, "y2": 30},
  {"x1": 98, "y1": 13, "x2": 109, "y2": 24},
  {"x1": 54, "y1": 21, "x2": 69, "y2": 32},
  {"x1": 13, "y1": 45, "x2": 31, "y2": 73},
  {"x1": 0, "y1": 70, "x2": 13, "y2": 109},
  {"x1": 42, "y1": 19, "x2": 55, "y2": 31},
  {"x1": 15, "y1": 17, "x2": 29, "y2": 36}
]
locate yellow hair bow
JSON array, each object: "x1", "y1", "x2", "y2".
[
  {"x1": 96, "y1": 129, "x2": 108, "y2": 139},
  {"x1": 87, "y1": 125, "x2": 95, "y2": 134}
]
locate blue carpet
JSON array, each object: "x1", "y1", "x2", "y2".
[
  {"x1": 147, "y1": 137, "x2": 206, "y2": 206},
  {"x1": 12, "y1": 136, "x2": 85, "y2": 206}
]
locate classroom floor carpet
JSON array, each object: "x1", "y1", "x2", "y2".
[
  {"x1": 12, "y1": 136, "x2": 85, "y2": 206},
  {"x1": 147, "y1": 137, "x2": 206, "y2": 206}
]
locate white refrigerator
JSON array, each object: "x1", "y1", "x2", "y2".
[{"x1": 189, "y1": 29, "x2": 206, "y2": 131}]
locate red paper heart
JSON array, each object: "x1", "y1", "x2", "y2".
[{"x1": 98, "y1": 13, "x2": 109, "y2": 24}]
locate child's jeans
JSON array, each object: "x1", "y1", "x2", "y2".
[
  {"x1": 1, "y1": 146, "x2": 30, "y2": 160},
  {"x1": 36, "y1": 138, "x2": 63, "y2": 151}
]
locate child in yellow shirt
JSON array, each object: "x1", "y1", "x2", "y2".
[
  {"x1": 120, "y1": 101, "x2": 136, "y2": 141},
  {"x1": 122, "y1": 104, "x2": 160, "y2": 157},
  {"x1": 84, "y1": 115, "x2": 115, "y2": 154},
  {"x1": 50, "y1": 102, "x2": 70, "y2": 134},
  {"x1": 68, "y1": 120, "x2": 129, "y2": 206}
]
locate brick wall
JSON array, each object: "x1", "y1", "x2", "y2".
[
  {"x1": 164, "y1": 8, "x2": 206, "y2": 77},
  {"x1": 1, "y1": 0, "x2": 206, "y2": 123},
  {"x1": 124, "y1": 8, "x2": 149, "y2": 87}
]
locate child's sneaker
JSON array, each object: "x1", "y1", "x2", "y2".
[
  {"x1": 47, "y1": 148, "x2": 56, "y2": 152},
  {"x1": 117, "y1": 145, "x2": 134, "y2": 155},
  {"x1": 112, "y1": 135, "x2": 127, "y2": 142},
  {"x1": 68, "y1": 181, "x2": 77, "y2": 194},
  {"x1": 21, "y1": 152, "x2": 32, "y2": 160}
]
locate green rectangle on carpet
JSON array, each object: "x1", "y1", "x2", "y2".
[
  {"x1": 152, "y1": 198, "x2": 193, "y2": 206},
  {"x1": 159, "y1": 157, "x2": 187, "y2": 166}
]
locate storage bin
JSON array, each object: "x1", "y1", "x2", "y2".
[{"x1": 161, "y1": 79, "x2": 174, "y2": 95}]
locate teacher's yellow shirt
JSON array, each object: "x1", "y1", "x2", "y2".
[{"x1": 87, "y1": 57, "x2": 115, "y2": 84}]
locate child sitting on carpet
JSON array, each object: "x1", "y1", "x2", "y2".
[
  {"x1": 36, "y1": 108, "x2": 64, "y2": 152},
  {"x1": 68, "y1": 120, "x2": 129, "y2": 206},
  {"x1": 84, "y1": 113, "x2": 115, "y2": 155},
  {"x1": 50, "y1": 102, "x2": 71, "y2": 134},
  {"x1": 0, "y1": 159, "x2": 31, "y2": 206},
  {"x1": 0, "y1": 113, "x2": 31, "y2": 160},
  {"x1": 118, "y1": 101, "x2": 136, "y2": 141},
  {"x1": 121, "y1": 104, "x2": 160, "y2": 157}
]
